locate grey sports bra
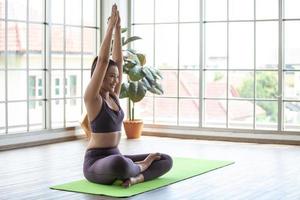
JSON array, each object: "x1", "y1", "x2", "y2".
[{"x1": 90, "y1": 94, "x2": 124, "y2": 133}]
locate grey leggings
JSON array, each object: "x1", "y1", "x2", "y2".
[{"x1": 83, "y1": 147, "x2": 173, "y2": 184}]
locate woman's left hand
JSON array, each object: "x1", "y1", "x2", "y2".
[{"x1": 115, "y1": 10, "x2": 121, "y2": 28}]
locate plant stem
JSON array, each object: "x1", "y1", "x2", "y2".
[
  {"x1": 132, "y1": 102, "x2": 135, "y2": 121},
  {"x1": 128, "y1": 99, "x2": 132, "y2": 120}
]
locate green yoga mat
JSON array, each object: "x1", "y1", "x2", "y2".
[{"x1": 50, "y1": 157, "x2": 234, "y2": 197}]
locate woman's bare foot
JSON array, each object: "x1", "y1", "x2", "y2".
[
  {"x1": 122, "y1": 174, "x2": 144, "y2": 188},
  {"x1": 135, "y1": 153, "x2": 161, "y2": 172}
]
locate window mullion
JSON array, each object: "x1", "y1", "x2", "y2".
[
  {"x1": 199, "y1": 0, "x2": 203, "y2": 128},
  {"x1": 278, "y1": 0, "x2": 284, "y2": 131}
]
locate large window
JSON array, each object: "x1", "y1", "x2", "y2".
[
  {"x1": 132, "y1": 0, "x2": 300, "y2": 132},
  {"x1": 0, "y1": 0, "x2": 99, "y2": 134}
]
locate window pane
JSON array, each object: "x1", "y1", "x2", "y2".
[
  {"x1": 66, "y1": 0, "x2": 81, "y2": 25},
  {"x1": 205, "y1": 23, "x2": 227, "y2": 69},
  {"x1": 66, "y1": 98, "x2": 81, "y2": 127},
  {"x1": 256, "y1": 0, "x2": 278, "y2": 20},
  {"x1": 134, "y1": 96, "x2": 153, "y2": 124},
  {"x1": 256, "y1": 22, "x2": 278, "y2": 69},
  {"x1": 29, "y1": 54, "x2": 43, "y2": 69},
  {"x1": 29, "y1": 24, "x2": 43, "y2": 52},
  {"x1": 179, "y1": 99, "x2": 199, "y2": 126},
  {"x1": 132, "y1": 25, "x2": 154, "y2": 67},
  {"x1": 7, "y1": 22, "x2": 27, "y2": 69},
  {"x1": 51, "y1": 71, "x2": 63, "y2": 98},
  {"x1": 284, "y1": 21, "x2": 300, "y2": 70},
  {"x1": 29, "y1": 100, "x2": 44, "y2": 131},
  {"x1": 0, "y1": 103, "x2": 4, "y2": 134},
  {"x1": 229, "y1": 0, "x2": 253, "y2": 20},
  {"x1": 8, "y1": 71, "x2": 26, "y2": 100},
  {"x1": 51, "y1": 0, "x2": 63, "y2": 24},
  {"x1": 155, "y1": 0, "x2": 178, "y2": 23},
  {"x1": 83, "y1": 0, "x2": 96, "y2": 26},
  {"x1": 8, "y1": 0, "x2": 26, "y2": 20},
  {"x1": 66, "y1": 54, "x2": 81, "y2": 69},
  {"x1": 155, "y1": 98, "x2": 177, "y2": 125},
  {"x1": 83, "y1": 70, "x2": 90, "y2": 96},
  {"x1": 66, "y1": 27, "x2": 81, "y2": 53},
  {"x1": 155, "y1": 24, "x2": 178, "y2": 69},
  {"x1": 7, "y1": 54, "x2": 27, "y2": 69},
  {"x1": 51, "y1": 26, "x2": 63, "y2": 52},
  {"x1": 229, "y1": 71, "x2": 254, "y2": 98},
  {"x1": 204, "y1": 0, "x2": 227, "y2": 21},
  {"x1": 66, "y1": 27, "x2": 81, "y2": 69},
  {"x1": 83, "y1": 28, "x2": 96, "y2": 52},
  {"x1": 204, "y1": 99, "x2": 226, "y2": 128},
  {"x1": 51, "y1": 99, "x2": 64, "y2": 128},
  {"x1": 180, "y1": 23, "x2": 199, "y2": 69},
  {"x1": 284, "y1": 0, "x2": 300, "y2": 19},
  {"x1": 228, "y1": 100, "x2": 253, "y2": 129},
  {"x1": 133, "y1": 0, "x2": 153, "y2": 23},
  {"x1": 0, "y1": 0, "x2": 5, "y2": 19},
  {"x1": 256, "y1": 100, "x2": 277, "y2": 130},
  {"x1": 0, "y1": 71, "x2": 4, "y2": 101},
  {"x1": 83, "y1": 55, "x2": 96, "y2": 70},
  {"x1": 284, "y1": 71, "x2": 300, "y2": 100},
  {"x1": 204, "y1": 71, "x2": 227, "y2": 98},
  {"x1": 256, "y1": 71, "x2": 278, "y2": 99},
  {"x1": 284, "y1": 102, "x2": 300, "y2": 131},
  {"x1": 179, "y1": 0, "x2": 199, "y2": 22},
  {"x1": 8, "y1": 102, "x2": 27, "y2": 133},
  {"x1": 179, "y1": 71, "x2": 199, "y2": 97},
  {"x1": 51, "y1": 26, "x2": 64, "y2": 69},
  {"x1": 29, "y1": 0, "x2": 43, "y2": 22},
  {"x1": 51, "y1": 54, "x2": 64, "y2": 69},
  {"x1": 29, "y1": 70, "x2": 44, "y2": 99},
  {"x1": 66, "y1": 70, "x2": 81, "y2": 98},
  {"x1": 229, "y1": 22, "x2": 254, "y2": 69},
  {"x1": 29, "y1": 24, "x2": 43, "y2": 68},
  {"x1": 160, "y1": 70, "x2": 178, "y2": 97}
]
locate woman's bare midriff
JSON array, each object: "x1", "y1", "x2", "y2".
[{"x1": 87, "y1": 131, "x2": 121, "y2": 149}]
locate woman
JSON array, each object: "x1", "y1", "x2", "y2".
[{"x1": 83, "y1": 4, "x2": 173, "y2": 188}]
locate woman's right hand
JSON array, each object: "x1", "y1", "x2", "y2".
[{"x1": 107, "y1": 4, "x2": 118, "y2": 29}]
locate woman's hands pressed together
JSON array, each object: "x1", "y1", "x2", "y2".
[{"x1": 107, "y1": 4, "x2": 119, "y2": 29}]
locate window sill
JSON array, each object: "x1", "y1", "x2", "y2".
[
  {"x1": 142, "y1": 126, "x2": 300, "y2": 145},
  {"x1": 0, "y1": 128, "x2": 85, "y2": 151}
]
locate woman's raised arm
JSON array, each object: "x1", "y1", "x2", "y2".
[
  {"x1": 84, "y1": 4, "x2": 118, "y2": 103},
  {"x1": 112, "y1": 11, "x2": 123, "y2": 96}
]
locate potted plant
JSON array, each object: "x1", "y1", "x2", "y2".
[{"x1": 119, "y1": 29, "x2": 164, "y2": 139}]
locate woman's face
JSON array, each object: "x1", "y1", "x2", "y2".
[{"x1": 102, "y1": 65, "x2": 119, "y2": 92}]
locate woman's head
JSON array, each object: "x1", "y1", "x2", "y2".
[{"x1": 91, "y1": 56, "x2": 119, "y2": 93}]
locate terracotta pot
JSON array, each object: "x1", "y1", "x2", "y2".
[{"x1": 123, "y1": 120, "x2": 143, "y2": 139}]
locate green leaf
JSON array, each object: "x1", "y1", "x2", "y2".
[
  {"x1": 142, "y1": 77, "x2": 151, "y2": 89},
  {"x1": 121, "y1": 28, "x2": 127, "y2": 33},
  {"x1": 154, "y1": 82, "x2": 164, "y2": 94},
  {"x1": 142, "y1": 66, "x2": 155, "y2": 84},
  {"x1": 136, "y1": 53, "x2": 146, "y2": 66},
  {"x1": 149, "y1": 82, "x2": 164, "y2": 95},
  {"x1": 123, "y1": 36, "x2": 142, "y2": 46},
  {"x1": 126, "y1": 48, "x2": 137, "y2": 55},
  {"x1": 148, "y1": 67, "x2": 163, "y2": 79},
  {"x1": 124, "y1": 59, "x2": 137, "y2": 68},
  {"x1": 128, "y1": 65, "x2": 144, "y2": 81},
  {"x1": 128, "y1": 81, "x2": 147, "y2": 103},
  {"x1": 121, "y1": 37, "x2": 125, "y2": 46},
  {"x1": 119, "y1": 82, "x2": 129, "y2": 98}
]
